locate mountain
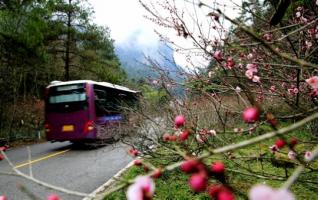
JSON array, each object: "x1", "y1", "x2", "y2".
[{"x1": 114, "y1": 31, "x2": 184, "y2": 81}]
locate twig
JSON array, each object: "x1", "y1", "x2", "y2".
[
  {"x1": 218, "y1": 10, "x2": 318, "y2": 69},
  {"x1": 282, "y1": 145, "x2": 318, "y2": 189}
]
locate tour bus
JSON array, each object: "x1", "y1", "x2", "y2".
[{"x1": 44, "y1": 80, "x2": 139, "y2": 143}]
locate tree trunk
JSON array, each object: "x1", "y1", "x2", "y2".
[{"x1": 64, "y1": 0, "x2": 72, "y2": 81}]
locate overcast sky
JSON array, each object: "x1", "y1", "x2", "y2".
[
  {"x1": 89, "y1": 0, "x2": 158, "y2": 46},
  {"x1": 88, "y1": 0, "x2": 241, "y2": 68}
]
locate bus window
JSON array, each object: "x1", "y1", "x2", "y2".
[
  {"x1": 94, "y1": 89, "x2": 107, "y2": 117},
  {"x1": 46, "y1": 84, "x2": 88, "y2": 113}
]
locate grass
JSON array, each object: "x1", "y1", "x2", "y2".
[{"x1": 104, "y1": 122, "x2": 318, "y2": 200}]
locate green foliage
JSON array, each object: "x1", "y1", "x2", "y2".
[
  {"x1": 0, "y1": 0, "x2": 127, "y2": 142},
  {"x1": 140, "y1": 84, "x2": 169, "y2": 106}
]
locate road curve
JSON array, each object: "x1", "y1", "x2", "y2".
[{"x1": 0, "y1": 141, "x2": 133, "y2": 200}]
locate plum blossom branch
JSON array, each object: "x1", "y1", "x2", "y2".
[
  {"x1": 217, "y1": 10, "x2": 318, "y2": 69},
  {"x1": 166, "y1": 111, "x2": 318, "y2": 170},
  {"x1": 282, "y1": 145, "x2": 318, "y2": 189}
]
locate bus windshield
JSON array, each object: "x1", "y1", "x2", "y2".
[{"x1": 46, "y1": 83, "x2": 88, "y2": 113}]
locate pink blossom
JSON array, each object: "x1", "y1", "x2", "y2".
[
  {"x1": 263, "y1": 33, "x2": 273, "y2": 41},
  {"x1": 316, "y1": 0, "x2": 318, "y2": 6},
  {"x1": 196, "y1": 134, "x2": 206, "y2": 143},
  {"x1": 288, "y1": 151, "x2": 296, "y2": 160},
  {"x1": 296, "y1": 11, "x2": 301, "y2": 18},
  {"x1": 269, "y1": 145, "x2": 278, "y2": 153},
  {"x1": 249, "y1": 184, "x2": 295, "y2": 200},
  {"x1": 301, "y1": 16, "x2": 308, "y2": 23},
  {"x1": 233, "y1": 128, "x2": 243, "y2": 133},
  {"x1": 208, "y1": 130, "x2": 217, "y2": 136},
  {"x1": 213, "y1": 50, "x2": 223, "y2": 61},
  {"x1": 246, "y1": 63, "x2": 258, "y2": 73},
  {"x1": 247, "y1": 53, "x2": 254, "y2": 59},
  {"x1": 270, "y1": 86, "x2": 276, "y2": 92},
  {"x1": 305, "y1": 41, "x2": 312, "y2": 49},
  {"x1": 245, "y1": 70, "x2": 254, "y2": 79},
  {"x1": 225, "y1": 57, "x2": 235, "y2": 69},
  {"x1": 288, "y1": 87, "x2": 298, "y2": 95},
  {"x1": 306, "y1": 76, "x2": 318, "y2": 89},
  {"x1": 304, "y1": 151, "x2": 312, "y2": 161},
  {"x1": 235, "y1": 86, "x2": 242, "y2": 93},
  {"x1": 252, "y1": 75, "x2": 261, "y2": 83},
  {"x1": 309, "y1": 88, "x2": 318, "y2": 96},
  {"x1": 127, "y1": 176, "x2": 155, "y2": 200}
]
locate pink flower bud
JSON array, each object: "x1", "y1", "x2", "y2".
[
  {"x1": 174, "y1": 115, "x2": 185, "y2": 128},
  {"x1": 207, "y1": 184, "x2": 223, "y2": 198},
  {"x1": 269, "y1": 145, "x2": 278, "y2": 153},
  {"x1": 225, "y1": 57, "x2": 235, "y2": 69},
  {"x1": 169, "y1": 135, "x2": 177, "y2": 141},
  {"x1": 189, "y1": 173, "x2": 207, "y2": 192},
  {"x1": 211, "y1": 161, "x2": 225, "y2": 174},
  {"x1": 179, "y1": 130, "x2": 190, "y2": 141},
  {"x1": 162, "y1": 133, "x2": 171, "y2": 141},
  {"x1": 288, "y1": 151, "x2": 296, "y2": 160},
  {"x1": 151, "y1": 168, "x2": 162, "y2": 179},
  {"x1": 270, "y1": 85, "x2": 276, "y2": 92},
  {"x1": 47, "y1": 194, "x2": 60, "y2": 200},
  {"x1": 218, "y1": 190, "x2": 235, "y2": 200},
  {"x1": 275, "y1": 139, "x2": 286, "y2": 149},
  {"x1": 289, "y1": 137, "x2": 298, "y2": 147},
  {"x1": 128, "y1": 149, "x2": 139, "y2": 157},
  {"x1": 0, "y1": 146, "x2": 8, "y2": 151},
  {"x1": 134, "y1": 159, "x2": 143, "y2": 166},
  {"x1": 242, "y1": 107, "x2": 260, "y2": 123},
  {"x1": 180, "y1": 159, "x2": 199, "y2": 173}
]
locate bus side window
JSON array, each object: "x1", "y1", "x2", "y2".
[{"x1": 94, "y1": 89, "x2": 107, "y2": 117}]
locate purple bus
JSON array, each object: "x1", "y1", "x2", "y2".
[{"x1": 44, "y1": 80, "x2": 139, "y2": 143}]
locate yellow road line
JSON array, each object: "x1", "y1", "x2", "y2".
[{"x1": 14, "y1": 149, "x2": 71, "y2": 169}]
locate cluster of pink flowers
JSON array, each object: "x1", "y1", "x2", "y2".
[
  {"x1": 212, "y1": 50, "x2": 236, "y2": 70},
  {"x1": 245, "y1": 64, "x2": 260, "y2": 83},
  {"x1": 180, "y1": 158, "x2": 235, "y2": 199},
  {"x1": 287, "y1": 86, "x2": 299, "y2": 96},
  {"x1": 196, "y1": 129, "x2": 217, "y2": 143}
]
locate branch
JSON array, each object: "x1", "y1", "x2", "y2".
[{"x1": 218, "y1": 10, "x2": 318, "y2": 69}]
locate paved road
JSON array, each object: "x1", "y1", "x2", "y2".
[{"x1": 0, "y1": 141, "x2": 133, "y2": 200}]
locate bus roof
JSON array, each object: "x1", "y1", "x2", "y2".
[{"x1": 47, "y1": 80, "x2": 139, "y2": 93}]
